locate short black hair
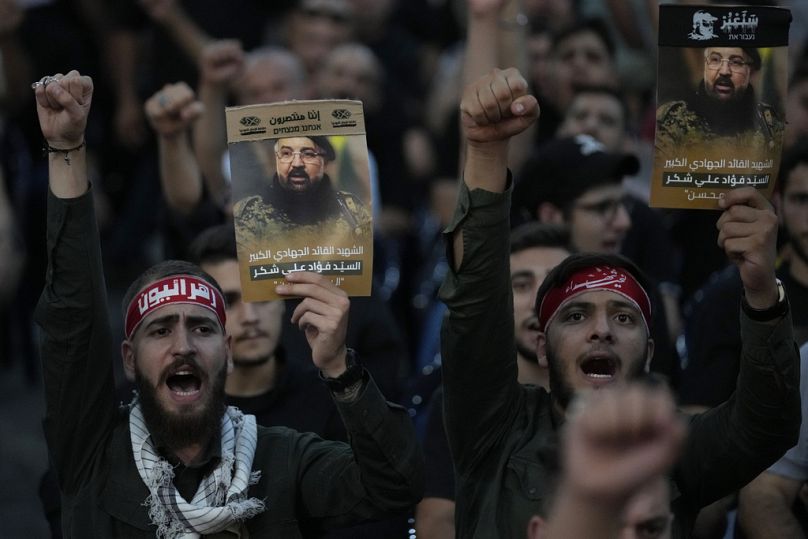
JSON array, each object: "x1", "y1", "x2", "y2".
[
  {"x1": 777, "y1": 137, "x2": 808, "y2": 193},
  {"x1": 120, "y1": 260, "x2": 223, "y2": 321},
  {"x1": 510, "y1": 222, "x2": 572, "y2": 255},
  {"x1": 188, "y1": 224, "x2": 238, "y2": 266},
  {"x1": 553, "y1": 17, "x2": 616, "y2": 60},
  {"x1": 568, "y1": 84, "x2": 629, "y2": 130},
  {"x1": 534, "y1": 252, "x2": 655, "y2": 325}
]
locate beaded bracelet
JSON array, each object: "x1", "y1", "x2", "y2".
[{"x1": 43, "y1": 140, "x2": 85, "y2": 165}]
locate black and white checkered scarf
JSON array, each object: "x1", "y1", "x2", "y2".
[{"x1": 129, "y1": 402, "x2": 266, "y2": 538}]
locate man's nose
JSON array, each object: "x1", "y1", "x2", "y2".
[
  {"x1": 612, "y1": 203, "x2": 632, "y2": 232},
  {"x1": 291, "y1": 151, "x2": 305, "y2": 165},
  {"x1": 171, "y1": 326, "x2": 195, "y2": 355},
  {"x1": 718, "y1": 60, "x2": 733, "y2": 75},
  {"x1": 588, "y1": 311, "x2": 614, "y2": 341},
  {"x1": 239, "y1": 301, "x2": 259, "y2": 324}
]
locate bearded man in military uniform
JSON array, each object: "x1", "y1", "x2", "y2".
[
  {"x1": 656, "y1": 47, "x2": 783, "y2": 154},
  {"x1": 234, "y1": 135, "x2": 370, "y2": 247}
]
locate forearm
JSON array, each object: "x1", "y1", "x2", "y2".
[
  {"x1": 734, "y1": 311, "x2": 801, "y2": 455},
  {"x1": 439, "y1": 180, "x2": 521, "y2": 469},
  {"x1": 193, "y1": 83, "x2": 229, "y2": 207},
  {"x1": 496, "y1": 0, "x2": 534, "y2": 173},
  {"x1": 34, "y1": 185, "x2": 115, "y2": 493},
  {"x1": 48, "y1": 142, "x2": 88, "y2": 199},
  {"x1": 333, "y1": 372, "x2": 424, "y2": 510},
  {"x1": 105, "y1": 31, "x2": 140, "y2": 106},
  {"x1": 543, "y1": 486, "x2": 622, "y2": 539},
  {"x1": 739, "y1": 473, "x2": 805, "y2": 538},
  {"x1": 158, "y1": 133, "x2": 203, "y2": 214},
  {"x1": 157, "y1": 5, "x2": 210, "y2": 65},
  {"x1": 678, "y1": 311, "x2": 801, "y2": 508}
]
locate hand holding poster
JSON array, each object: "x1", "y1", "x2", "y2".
[
  {"x1": 652, "y1": 5, "x2": 791, "y2": 209},
  {"x1": 226, "y1": 100, "x2": 373, "y2": 301}
]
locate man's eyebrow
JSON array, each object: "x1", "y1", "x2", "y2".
[
  {"x1": 607, "y1": 298, "x2": 642, "y2": 312},
  {"x1": 511, "y1": 269, "x2": 535, "y2": 280},
  {"x1": 558, "y1": 300, "x2": 594, "y2": 312},
  {"x1": 143, "y1": 312, "x2": 219, "y2": 330},
  {"x1": 143, "y1": 313, "x2": 179, "y2": 330},
  {"x1": 278, "y1": 144, "x2": 315, "y2": 151}
]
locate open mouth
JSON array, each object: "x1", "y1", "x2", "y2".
[
  {"x1": 165, "y1": 365, "x2": 203, "y2": 398},
  {"x1": 579, "y1": 355, "x2": 618, "y2": 382}
]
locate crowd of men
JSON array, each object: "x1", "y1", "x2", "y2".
[{"x1": 4, "y1": 0, "x2": 808, "y2": 537}]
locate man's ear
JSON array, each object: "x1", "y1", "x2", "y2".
[
  {"x1": 122, "y1": 340, "x2": 136, "y2": 382},
  {"x1": 644, "y1": 337, "x2": 655, "y2": 372},
  {"x1": 537, "y1": 202, "x2": 564, "y2": 225},
  {"x1": 526, "y1": 515, "x2": 546, "y2": 539},
  {"x1": 536, "y1": 331, "x2": 549, "y2": 368},
  {"x1": 225, "y1": 335, "x2": 234, "y2": 375}
]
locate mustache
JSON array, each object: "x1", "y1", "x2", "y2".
[
  {"x1": 715, "y1": 74, "x2": 734, "y2": 87},
  {"x1": 287, "y1": 167, "x2": 310, "y2": 179},
  {"x1": 158, "y1": 356, "x2": 205, "y2": 386},
  {"x1": 235, "y1": 329, "x2": 270, "y2": 341}
]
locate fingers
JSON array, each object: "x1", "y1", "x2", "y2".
[
  {"x1": 460, "y1": 68, "x2": 539, "y2": 144},
  {"x1": 719, "y1": 186, "x2": 770, "y2": 211},
  {"x1": 33, "y1": 72, "x2": 93, "y2": 113},
  {"x1": 144, "y1": 82, "x2": 202, "y2": 135},
  {"x1": 200, "y1": 39, "x2": 245, "y2": 83},
  {"x1": 461, "y1": 67, "x2": 530, "y2": 126},
  {"x1": 564, "y1": 383, "x2": 686, "y2": 501},
  {"x1": 275, "y1": 271, "x2": 349, "y2": 325},
  {"x1": 715, "y1": 188, "x2": 777, "y2": 256}
]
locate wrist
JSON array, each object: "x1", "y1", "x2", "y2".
[
  {"x1": 742, "y1": 278, "x2": 787, "y2": 321},
  {"x1": 320, "y1": 348, "x2": 365, "y2": 394}
]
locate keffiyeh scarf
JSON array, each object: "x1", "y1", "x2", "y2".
[{"x1": 129, "y1": 402, "x2": 266, "y2": 538}]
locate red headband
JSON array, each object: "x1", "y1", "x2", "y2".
[
  {"x1": 124, "y1": 275, "x2": 227, "y2": 340},
  {"x1": 537, "y1": 266, "x2": 651, "y2": 333}
]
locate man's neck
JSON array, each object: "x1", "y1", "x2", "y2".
[
  {"x1": 173, "y1": 443, "x2": 209, "y2": 467},
  {"x1": 517, "y1": 354, "x2": 549, "y2": 390},
  {"x1": 225, "y1": 354, "x2": 278, "y2": 397}
]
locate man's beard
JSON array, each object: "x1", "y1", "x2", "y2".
[
  {"x1": 232, "y1": 352, "x2": 272, "y2": 368},
  {"x1": 545, "y1": 340, "x2": 648, "y2": 411},
  {"x1": 707, "y1": 74, "x2": 739, "y2": 101},
  {"x1": 135, "y1": 358, "x2": 228, "y2": 453}
]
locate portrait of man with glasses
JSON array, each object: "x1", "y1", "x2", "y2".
[
  {"x1": 655, "y1": 46, "x2": 783, "y2": 153},
  {"x1": 233, "y1": 135, "x2": 371, "y2": 248}
]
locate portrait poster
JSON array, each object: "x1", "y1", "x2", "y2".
[
  {"x1": 651, "y1": 4, "x2": 791, "y2": 209},
  {"x1": 226, "y1": 100, "x2": 373, "y2": 301}
]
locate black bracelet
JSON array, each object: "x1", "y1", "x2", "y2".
[
  {"x1": 320, "y1": 348, "x2": 365, "y2": 393},
  {"x1": 43, "y1": 140, "x2": 85, "y2": 165},
  {"x1": 741, "y1": 278, "x2": 788, "y2": 322}
]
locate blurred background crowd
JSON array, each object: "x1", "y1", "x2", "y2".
[{"x1": 3, "y1": 0, "x2": 808, "y2": 536}]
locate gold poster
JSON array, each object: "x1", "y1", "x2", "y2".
[
  {"x1": 652, "y1": 5, "x2": 791, "y2": 209},
  {"x1": 226, "y1": 100, "x2": 373, "y2": 301}
]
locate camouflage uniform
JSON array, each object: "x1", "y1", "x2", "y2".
[
  {"x1": 233, "y1": 177, "x2": 371, "y2": 248},
  {"x1": 656, "y1": 84, "x2": 783, "y2": 155}
]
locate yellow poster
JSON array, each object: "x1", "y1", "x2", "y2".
[
  {"x1": 652, "y1": 5, "x2": 791, "y2": 209},
  {"x1": 226, "y1": 100, "x2": 373, "y2": 300}
]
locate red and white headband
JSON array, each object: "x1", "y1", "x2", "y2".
[
  {"x1": 124, "y1": 275, "x2": 226, "y2": 339},
  {"x1": 537, "y1": 266, "x2": 651, "y2": 333}
]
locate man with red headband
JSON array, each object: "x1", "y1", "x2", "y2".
[
  {"x1": 438, "y1": 67, "x2": 800, "y2": 538},
  {"x1": 33, "y1": 70, "x2": 422, "y2": 537}
]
